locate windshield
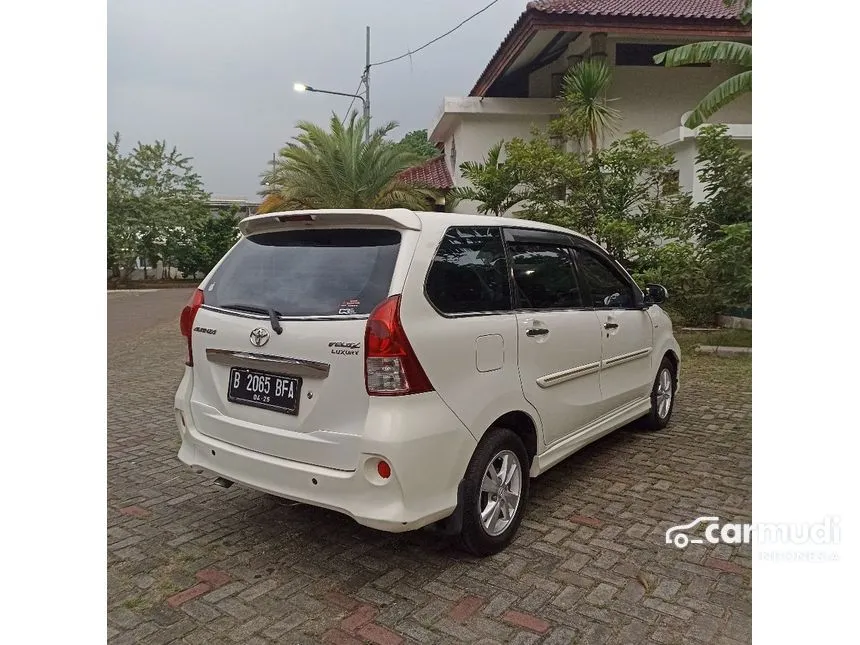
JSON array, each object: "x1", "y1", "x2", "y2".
[{"x1": 204, "y1": 228, "x2": 401, "y2": 317}]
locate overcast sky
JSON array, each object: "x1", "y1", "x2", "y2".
[{"x1": 107, "y1": 0, "x2": 526, "y2": 199}]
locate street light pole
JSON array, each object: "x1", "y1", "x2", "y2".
[
  {"x1": 293, "y1": 83, "x2": 369, "y2": 140},
  {"x1": 364, "y1": 26, "x2": 371, "y2": 141},
  {"x1": 294, "y1": 27, "x2": 372, "y2": 142}
]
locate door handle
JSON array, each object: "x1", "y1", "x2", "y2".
[
  {"x1": 526, "y1": 328, "x2": 549, "y2": 337},
  {"x1": 603, "y1": 322, "x2": 619, "y2": 330}
]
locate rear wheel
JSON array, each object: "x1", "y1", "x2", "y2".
[
  {"x1": 643, "y1": 357, "x2": 676, "y2": 430},
  {"x1": 459, "y1": 428, "x2": 530, "y2": 556}
]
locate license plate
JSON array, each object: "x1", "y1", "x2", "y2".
[{"x1": 227, "y1": 368, "x2": 301, "y2": 415}]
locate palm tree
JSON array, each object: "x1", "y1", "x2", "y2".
[
  {"x1": 450, "y1": 141, "x2": 523, "y2": 216},
  {"x1": 653, "y1": 0, "x2": 751, "y2": 129},
  {"x1": 257, "y1": 192, "x2": 288, "y2": 214},
  {"x1": 557, "y1": 59, "x2": 621, "y2": 156},
  {"x1": 259, "y1": 112, "x2": 440, "y2": 213}
]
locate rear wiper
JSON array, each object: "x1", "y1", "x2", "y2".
[{"x1": 218, "y1": 303, "x2": 284, "y2": 335}]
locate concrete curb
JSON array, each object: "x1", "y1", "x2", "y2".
[
  {"x1": 695, "y1": 345, "x2": 752, "y2": 357},
  {"x1": 716, "y1": 314, "x2": 752, "y2": 331}
]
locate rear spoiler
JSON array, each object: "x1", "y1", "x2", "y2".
[{"x1": 239, "y1": 209, "x2": 422, "y2": 237}]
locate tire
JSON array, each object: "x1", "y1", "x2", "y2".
[
  {"x1": 643, "y1": 356, "x2": 677, "y2": 431},
  {"x1": 459, "y1": 428, "x2": 530, "y2": 557}
]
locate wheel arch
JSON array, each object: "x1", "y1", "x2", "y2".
[
  {"x1": 486, "y1": 410, "x2": 538, "y2": 467},
  {"x1": 662, "y1": 348, "x2": 679, "y2": 375},
  {"x1": 432, "y1": 409, "x2": 538, "y2": 538}
]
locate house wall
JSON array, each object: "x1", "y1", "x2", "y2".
[
  {"x1": 438, "y1": 34, "x2": 751, "y2": 214},
  {"x1": 669, "y1": 133, "x2": 751, "y2": 204},
  {"x1": 528, "y1": 65, "x2": 555, "y2": 99},
  {"x1": 607, "y1": 35, "x2": 751, "y2": 135},
  {"x1": 673, "y1": 139, "x2": 700, "y2": 201},
  {"x1": 526, "y1": 41, "x2": 751, "y2": 135},
  {"x1": 444, "y1": 112, "x2": 555, "y2": 214},
  {"x1": 610, "y1": 65, "x2": 751, "y2": 138}
]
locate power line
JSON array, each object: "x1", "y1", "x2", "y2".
[
  {"x1": 340, "y1": 76, "x2": 366, "y2": 125},
  {"x1": 370, "y1": 0, "x2": 502, "y2": 68}
]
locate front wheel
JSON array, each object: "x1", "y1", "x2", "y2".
[
  {"x1": 643, "y1": 357, "x2": 677, "y2": 431},
  {"x1": 459, "y1": 428, "x2": 530, "y2": 556}
]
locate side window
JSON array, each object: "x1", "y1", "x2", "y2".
[
  {"x1": 575, "y1": 247, "x2": 636, "y2": 308},
  {"x1": 508, "y1": 243, "x2": 582, "y2": 309},
  {"x1": 425, "y1": 227, "x2": 511, "y2": 314}
]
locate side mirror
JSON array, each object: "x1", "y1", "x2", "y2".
[{"x1": 643, "y1": 283, "x2": 668, "y2": 305}]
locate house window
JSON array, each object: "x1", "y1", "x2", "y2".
[
  {"x1": 449, "y1": 138, "x2": 457, "y2": 172},
  {"x1": 615, "y1": 43, "x2": 710, "y2": 67}
]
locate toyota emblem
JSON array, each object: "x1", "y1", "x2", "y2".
[{"x1": 249, "y1": 327, "x2": 270, "y2": 347}]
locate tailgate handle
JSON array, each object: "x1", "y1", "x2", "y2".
[{"x1": 206, "y1": 349, "x2": 330, "y2": 379}]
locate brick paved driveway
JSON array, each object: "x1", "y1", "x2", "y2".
[{"x1": 108, "y1": 290, "x2": 751, "y2": 645}]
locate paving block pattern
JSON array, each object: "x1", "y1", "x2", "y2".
[{"x1": 108, "y1": 291, "x2": 751, "y2": 644}]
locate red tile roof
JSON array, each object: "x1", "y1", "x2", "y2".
[
  {"x1": 398, "y1": 155, "x2": 453, "y2": 191},
  {"x1": 527, "y1": 0, "x2": 742, "y2": 20},
  {"x1": 470, "y1": 0, "x2": 749, "y2": 96}
]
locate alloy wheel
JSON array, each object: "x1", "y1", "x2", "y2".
[
  {"x1": 479, "y1": 449, "x2": 523, "y2": 537},
  {"x1": 656, "y1": 368, "x2": 673, "y2": 419}
]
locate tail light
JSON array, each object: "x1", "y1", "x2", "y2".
[
  {"x1": 180, "y1": 289, "x2": 205, "y2": 366},
  {"x1": 365, "y1": 295, "x2": 433, "y2": 396}
]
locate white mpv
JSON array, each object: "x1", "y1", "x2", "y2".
[{"x1": 174, "y1": 209, "x2": 680, "y2": 555}]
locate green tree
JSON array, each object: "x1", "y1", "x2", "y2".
[
  {"x1": 703, "y1": 222, "x2": 751, "y2": 313},
  {"x1": 632, "y1": 241, "x2": 715, "y2": 324},
  {"x1": 450, "y1": 141, "x2": 524, "y2": 216},
  {"x1": 501, "y1": 131, "x2": 691, "y2": 265},
  {"x1": 397, "y1": 129, "x2": 440, "y2": 159},
  {"x1": 172, "y1": 207, "x2": 241, "y2": 278},
  {"x1": 503, "y1": 134, "x2": 595, "y2": 229},
  {"x1": 593, "y1": 132, "x2": 692, "y2": 263},
  {"x1": 261, "y1": 112, "x2": 441, "y2": 212},
  {"x1": 107, "y1": 132, "x2": 209, "y2": 280},
  {"x1": 692, "y1": 124, "x2": 752, "y2": 242},
  {"x1": 653, "y1": 0, "x2": 751, "y2": 128},
  {"x1": 107, "y1": 133, "x2": 135, "y2": 278},
  {"x1": 553, "y1": 59, "x2": 620, "y2": 155},
  {"x1": 633, "y1": 126, "x2": 752, "y2": 323}
]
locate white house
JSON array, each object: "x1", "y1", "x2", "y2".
[{"x1": 429, "y1": 0, "x2": 751, "y2": 212}]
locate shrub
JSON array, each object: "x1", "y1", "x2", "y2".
[
  {"x1": 633, "y1": 242, "x2": 716, "y2": 326},
  {"x1": 703, "y1": 222, "x2": 752, "y2": 313}
]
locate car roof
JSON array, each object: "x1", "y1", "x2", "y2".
[{"x1": 240, "y1": 208, "x2": 595, "y2": 245}]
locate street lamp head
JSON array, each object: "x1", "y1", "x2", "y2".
[{"x1": 293, "y1": 83, "x2": 308, "y2": 93}]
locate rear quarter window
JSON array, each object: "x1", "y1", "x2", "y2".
[
  {"x1": 425, "y1": 227, "x2": 511, "y2": 314},
  {"x1": 205, "y1": 228, "x2": 401, "y2": 317}
]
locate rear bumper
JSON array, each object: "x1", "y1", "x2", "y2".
[{"x1": 174, "y1": 368, "x2": 476, "y2": 533}]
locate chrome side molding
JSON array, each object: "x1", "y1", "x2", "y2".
[
  {"x1": 536, "y1": 361, "x2": 601, "y2": 389},
  {"x1": 601, "y1": 347, "x2": 652, "y2": 370},
  {"x1": 206, "y1": 349, "x2": 331, "y2": 379}
]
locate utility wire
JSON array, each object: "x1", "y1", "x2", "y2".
[
  {"x1": 340, "y1": 76, "x2": 366, "y2": 125},
  {"x1": 370, "y1": 0, "x2": 502, "y2": 67}
]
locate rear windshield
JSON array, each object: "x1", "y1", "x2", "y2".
[{"x1": 205, "y1": 229, "x2": 401, "y2": 317}]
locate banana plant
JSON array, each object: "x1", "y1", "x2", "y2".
[
  {"x1": 654, "y1": 41, "x2": 751, "y2": 129},
  {"x1": 654, "y1": 0, "x2": 751, "y2": 129}
]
